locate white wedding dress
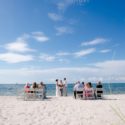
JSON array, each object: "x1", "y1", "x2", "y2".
[{"x1": 56, "y1": 84, "x2": 60, "y2": 97}]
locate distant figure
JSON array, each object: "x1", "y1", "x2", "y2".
[
  {"x1": 63, "y1": 78, "x2": 68, "y2": 96},
  {"x1": 73, "y1": 81, "x2": 84, "y2": 99},
  {"x1": 31, "y1": 82, "x2": 38, "y2": 89},
  {"x1": 55, "y1": 79, "x2": 60, "y2": 97},
  {"x1": 42, "y1": 83, "x2": 47, "y2": 99},
  {"x1": 24, "y1": 83, "x2": 30, "y2": 93},
  {"x1": 96, "y1": 81, "x2": 103, "y2": 88},
  {"x1": 84, "y1": 82, "x2": 94, "y2": 99},
  {"x1": 38, "y1": 81, "x2": 46, "y2": 99},
  {"x1": 95, "y1": 81, "x2": 103, "y2": 98},
  {"x1": 38, "y1": 81, "x2": 44, "y2": 89},
  {"x1": 58, "y1": 80, "x2": 64, "y2": 96},
  {"x1": 30, "y1": 82, "x2": 38, "y2": 93}
]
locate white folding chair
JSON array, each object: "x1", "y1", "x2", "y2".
[{"x1": 95, "y1": 88, "x2": 103, "y2": 99}]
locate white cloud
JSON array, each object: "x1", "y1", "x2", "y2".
[
  {"x1": 48, "y1": 13, "x2": 62, "y2": 21},
  {"x1": 100, "y1": 49, "x2": 111, "y2": 53},
  {"x1": 57, "y1": 0, "x2": 73, "y2": 11},
  {"x1": 32, "y1": 32, "x2": 49, "y2": 42},
  {"x1": 5, "y1": 35, "x2": 34, "y2": 53},
  {"x1": 5, "y1": 41, "x2": 34, "y2": 53},
  {"x1": 68, "y1": 19, "x2": 77, "y2": 25},
  {"x1": 40, "y1": 54, "x2": 56, "y2": 62},
  {"x1": 81, "y1": 38, "x2": 107, "y2": 46},
  {"x1": 56, "y1": 26, "x2": 73, "y2": 35},
  {"x1": 56, "y1": 52, "x2": 71, "y2": 56},
  {"x1": 57, "y1": 49, "x2": 96, "y2": 58},
  {"x1": 74, "y1": 48, "x2": 96, "y2": 57},
  {"x1": 58, "y1": 58, "x2": 70, "y2": 63},
  {"x1": 57, "y1": 0, "x2": 88, "y2": 11},
  {"x1": 0, "y1": 52, "x2": 34, "y2": 63},
  {"x1": 1, "y1": 59, "x2": 125, "y2": 83},
  {"x1": 95, "y1": 60, "x2": 125, "y2": 74},
  {"x1": 17, "y1": 33, "x2": 30, "y2": 40}
]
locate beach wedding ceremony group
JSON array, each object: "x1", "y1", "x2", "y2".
[{"x1": 0, "y1": 0, "x2": 125, "y2": 125}]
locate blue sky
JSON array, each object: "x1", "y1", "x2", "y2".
[{"x1": 0, "y1": 0, "x2": 125, "y2": 83}]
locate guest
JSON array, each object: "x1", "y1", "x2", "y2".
[
  {"x1": 84, "y1": 82, "x2": 94, "y2": 99},
  {"x1": 31, "y1": 82, "x2": 38, "y2": 89},
  {"x1": 24, "y1": 83, "x2": 30, "y2": 93},
  {"x1": 96, "y1": 81, "x2": 103, "y2": 88},
  {"x1": 73, "y1": 81, "x2": 84, "y2": 99},
  {"x1": 38, "y1": 82, "x2": 44, "y2": 98},
  {"x1": 95, "y1": 81, "x2": 103, "y2": 98},
  {"x1": 43, "y1": 83, "x2": 47, "y2": 99},
  {"x1": 31, "y1": 82, "x2": 38, "y2": 93},
  {"x1": 38, "y1": 81, "x2": 47, "y2": 99},
  {"x1": 63, "y1": 78, "x2": 68, "y2": 96},
  {"x1": 38, "y1": 81, "x2": 44, "y2": 89}
]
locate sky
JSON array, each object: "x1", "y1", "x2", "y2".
[{"x1": 0, "y1": 0, "x2": 125, "y2": 83}]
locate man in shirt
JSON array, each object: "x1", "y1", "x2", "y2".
[
  {"x1": 73, "y1": 81, "x2": 84, "y2": 99},
  {"x1": 63, "y1": 78, "x2": 68, "y2": 96}
]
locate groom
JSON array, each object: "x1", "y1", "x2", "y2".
[{"x1": 63, "y1": 78, "x2": 67, "y2": 96}]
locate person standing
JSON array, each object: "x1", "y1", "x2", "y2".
[
  {"x1": 55, "y1": 79, "x2": 60, "y2": 97},
  {"x1": 59, "y1": 80, "x2": 64, "y2": 96},
  {"x1": 63, "y1": 78, "x2": 68, "y2": 96}
]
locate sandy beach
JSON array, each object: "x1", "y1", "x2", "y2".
[{"x1": 0, "y1": 94, "x2": 125, "y2": 125}]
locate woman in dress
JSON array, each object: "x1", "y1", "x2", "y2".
[{"x1": 55, "y1": 79, "x2": 60, "y2": 97}]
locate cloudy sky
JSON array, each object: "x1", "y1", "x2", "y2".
[{"x1": 0, "y1": 0, "x2": 125, "y2": 83}]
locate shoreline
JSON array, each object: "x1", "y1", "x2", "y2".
[{"x1": 0, "y1": 94, "x2": 125, "y2": 125}]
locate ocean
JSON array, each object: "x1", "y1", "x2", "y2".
[{"x1": 0, "y1": 83, "x2": 125, "y2": 96}]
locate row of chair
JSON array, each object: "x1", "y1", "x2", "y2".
[
  {"x1": 23, "y1": 88, "x2": 103, "y2": 101},
  {"x1": 24, "y1": 88, "x2": 44, "y2": 101},
  {"x1": 76, "y1": 88, "x2": 103, "y2": 100}
]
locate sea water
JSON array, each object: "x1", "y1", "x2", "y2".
[{"x1": 0, "y1": 83, "x2": 125, "y2": 96}]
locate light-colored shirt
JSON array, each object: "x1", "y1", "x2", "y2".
[
  {"x1": 73, "y1": 83, "x2": 83, "y2": 91},
  {"x1": 63, "y1": 80, "x2": 67, "y2": 87}
]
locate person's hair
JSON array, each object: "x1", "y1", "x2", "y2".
[
  {"x1": 40, "y1": 81, "x2": 44, "y2": 86},
  {"x1": 88, "y1": 82, "x2": 92, "y2": 88},
  {"x1": 82, "y1": 82, "x2": 84, "y2": 85},
  {"x1": 64, "y1": 78, "x2": 66, "y2": 80},
  {"x1": 32, "y1": 82, "x2": 37, "y2": 88},
  {"x1": 98, "y1": 81, "x2": 101, "y2": 84},
  {"x1": 55, "y1": 79, "x2": 58, "y2": 82}
]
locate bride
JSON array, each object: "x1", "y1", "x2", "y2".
[
  {"x1": 55, "y1": 79, "x2": 60, "y2": 97},
  {"x1": 55, "y1": 79, "x2": 64, "y2": 96}
]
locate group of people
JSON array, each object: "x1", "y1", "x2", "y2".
[
  {"x1": 73, "y1": 81, "x2": 103, "y2": 99},
  {"x1": 24, "y1": 82, "x2": 47, "y2": 99},
  {"x1": 55, "y1": 78, "x2": 68, "y2": 97},
  {"x1": 24, "y1": 79, "x2": 103, "y2": 100}
]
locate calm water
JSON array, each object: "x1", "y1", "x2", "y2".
[{"x1": 0, "y1": 83, "x2": 125, "y2": 96}]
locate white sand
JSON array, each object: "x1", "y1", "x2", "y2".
[{"x1": 0, "y1": 95, "x2": 125, "y2": 125}]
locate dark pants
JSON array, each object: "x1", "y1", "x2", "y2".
[
  {"x1": 74, "y1": 91, "x2": 83, "y2": 99},
  {"x1": 74, "y1": 91, "x2": 77, "y2": 99},
  {"x1": 60, "y1": 88, "x2": 63, "y2": 96}
]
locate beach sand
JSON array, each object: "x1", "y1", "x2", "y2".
[{"x1": 0, "y1": 95, "x2": 125, "y2": 125}]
